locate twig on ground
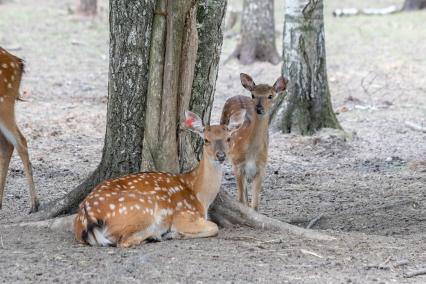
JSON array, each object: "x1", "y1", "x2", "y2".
[
  {"x1": 403, "y1": 268, "x2": 426, "y2": 278},
  {"x1": 393, "y1": 259, "x2": 409, "y2": 268},
  {"x1": 0, "y1": 234, "x2": 4, "y2": 249},
  {"x1": 221, "y1": 236, "x2": 284, "y2": 245},
  {"x1": 306, "y1": 214, "x2": 323, "y2": 229},
  {"x1": 405, "y1": 121, "x2": 426, "y2": 133},
  {"x1": 366, "y1": 258, "x2": 410, "y2": 271},
  {"x1": 220, "y1": 236, "x2": 263, "y2": 242},
  {"x1": 300, "y1": 249, "x2": 324, "y2": 259}
]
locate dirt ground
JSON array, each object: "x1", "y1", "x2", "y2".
[{"x1": 0, "y1": 0, "x2": 425, "y2": 283}]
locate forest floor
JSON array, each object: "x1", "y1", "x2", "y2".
[{"x1": 0, "y1": 0, "x2": 425, "y2": 283}]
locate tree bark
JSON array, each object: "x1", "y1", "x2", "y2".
[
  {"x1": 272, "y1": 0, "x2": 341, "y2": 135},
  {"x1": 403, "y1": 0, "x2": 426, "y2": 10},
  {"x1": 231, "y1": 0, "x2": 280, "y2": 65},
  {"x1": 78, "y1": 0, "x2": 97, "y2": 16}
]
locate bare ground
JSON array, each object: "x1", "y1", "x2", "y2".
[{"x1": 0, "y1": 0, "x2": 425, "y2": 283}]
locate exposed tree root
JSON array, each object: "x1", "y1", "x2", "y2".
[
  {"x1": 209, "y1": 191, "x2": 336, "y2": 241},
  {"x1": 1, "y1": 215, "x2": 75, "y2": 233},
  {"x1": 404, "y1": 268, "x2": 426, "y2": 278}
]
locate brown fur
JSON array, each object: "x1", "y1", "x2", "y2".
[
  {"x1": 74, "y1": 113, "x2": 245, "y2": 247},
  {"x1": 0, "y1": 47, "x2": 39, "y2": 213},
  {"x1": 220, "y1": 73, "x2": 287, "y2": 210}
]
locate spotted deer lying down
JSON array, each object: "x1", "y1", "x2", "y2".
[
  {"x1": 74, "y1": 110, "x2": 245, "y2": 247},
  {"x1": 220, "y1": 73, "x2": 288, "y2": 210}
]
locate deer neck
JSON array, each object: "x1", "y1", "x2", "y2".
[
  {"x1": 250, "y1": 113, "x2": 270, "y2": 149},
  {"x1": 184, "y1": 150, "x2": 223, "y2": 216}
]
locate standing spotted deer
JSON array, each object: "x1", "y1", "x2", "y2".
[
  {"x1": 74, "y1": 110, "x2": 245, "y2": 247},
  {"x1": 221, "y1": 73, "x2": 287, "y2": 210},
  {"x1": 0, "y1": 47, "x2": 39, "y2": 213}
]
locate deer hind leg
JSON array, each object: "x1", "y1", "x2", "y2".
[
  {"x1": 0, "y1": 132, "x2": 14, "y2": 210},
  {"x1": 16, "y1": 128, "x2": 39, "y2": 213},
  {"x1": 172, "y1": 213, "x2": 218, "y2": 239},
  {"x1": 0, "y1": 120, "x2": 39, "y2": 213},
  {"x1": 235, "y1": 167, "x2": 248, "y2": 206}
]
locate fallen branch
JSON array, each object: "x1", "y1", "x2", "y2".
[
  {"x1": 1, "y1": 215, "x2": 75, "y2": 233},
  {"x1": 333, "y1": 6, "x2": 401, "y2": 17},
  {"x1": 210, "y1": 191, "x2": 336, "y2": 241},
  {"x1": 404, "y1": 268, "x2": 426, "y2": 278},
  {"x1": 405, "y1": 121, "x2": 426, "y2": 133}
]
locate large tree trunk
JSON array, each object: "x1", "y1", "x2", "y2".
[
  {"x1": 78, "y1": 0, "x2": 97, "y2": 16},
  {"x1": 231, "y1": 0, "x2": 280, "y2": 65},
  {"x1": 403, "y1": 0, "x2": 426, "y2": 10},
  {"x1": 272, "y1": 0, "x2": 341, "y2": 135},
  {"x1": 29, "y1": 0, "x2": 227, "y2": 220}
]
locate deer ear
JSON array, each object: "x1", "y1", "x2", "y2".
[
  {"x1": 273, "y1": 76, "x2": 288, "y2": 93},
  {"x1": 183, "y1": 110, "x2": 204, "y2": 137},
  {"x1": 228, "y1": 109, "x2": 246, "y2": 134},
  {"x1": 240, "y1": 73, "x2": 255, "y2": 91}
]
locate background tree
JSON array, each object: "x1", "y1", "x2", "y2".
[
  {"x1": 272, "y1": 0, "x2": 341, "y2": 135},
  {"x1": 230, "y1": 0, "x2": 280, "y2": 65},
  {"x1": 78, "y1": 0, "x2": 97, "y2": 16},
  {"x1": 403, "y1": 0, "x2": 426, "y2": 10}
]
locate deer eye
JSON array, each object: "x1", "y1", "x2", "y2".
[
  {"x1": 204, "y1": 139, "x2": 210, "y2": 144},
  {"x1": 268, "y1": 95, "x2": 273, "y2": 99},
  {"x1": 227, "y1": 137, "x2": 231, "y2": 142}
]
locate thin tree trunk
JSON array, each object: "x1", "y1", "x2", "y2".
[
  {"x1": 182, "y1": 0, "x2": 228, "y2": 171},
  {"x1": 78, "y1": 0, "x2": 97, "y2": 16},
  {"x1": 272, "y1": 0, "x2": 341, "y2": 135},
  {"x1": 230, "y1": 0, "x2": 280, "y2": 65}
]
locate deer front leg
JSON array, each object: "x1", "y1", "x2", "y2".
[
  {"x1": 172, "y1": 213, "x2": 218, "y2": 239},
  {"x1": 0, "y1": 133, "x2": 14, "y2": 210},
  {"x1": 117, "y1": 230, "x2": 151, "y2": 248},
  {"x1": 251, "y1": 167, "x2": 265, "y2": 211},
  {"x1": 235, "y1": 166, "x2": 248, "y2": 206}
]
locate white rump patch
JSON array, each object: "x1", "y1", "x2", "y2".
[{"x1": 88, "y1": 226, "x2": 114, "y2": 247}]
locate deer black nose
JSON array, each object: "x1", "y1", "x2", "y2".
[
  {"x1": 216, "y1": 151, "x2": 226, "y2": 162},
  {"x1": 256, "y1": 105, "x2": 265, "y2": 115}
]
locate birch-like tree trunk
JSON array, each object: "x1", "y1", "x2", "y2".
[
  {"x1": 272, "y1": 0, "x2": 341, "y2": 135},
  {"x1": 231, "y1": 0, "x2": 280, "y2": 65}
]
